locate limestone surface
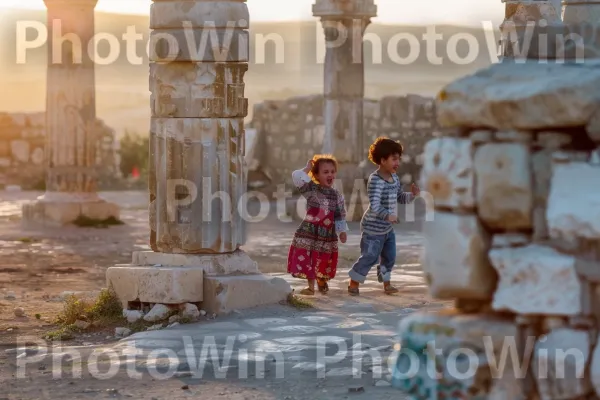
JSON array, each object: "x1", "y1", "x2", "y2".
[
  {"x1": 420, "y1": 137, "x2": 475, "y2": 210},
  {"x1": 437, "y1": 62, "x2": 600, "y2": 130},
  {"x1": 533, "y1": 328, "x2": 592, "y2": 400},
  {"x1": 132, "y1": 250, "x2": 259, "y2": 276},
  {"x1": 490, "y1": 244, "x2": 582, "y2": 315},
  {"x1": 547, "y1": 161, "x2": 600, "y2": 242},
  {"x1": 422, "y1": 212, "x2": 495, "y2": 300},
  {"x1": 474, "y1": 143, "x2": 533, "y2": 230}
]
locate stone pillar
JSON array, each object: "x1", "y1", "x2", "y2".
[
  {"x1": 562, "y1": 0, "x2": 600, "y2": 23},
  {"x1": 313, "y1": 0, "x2": 376, "y2": 220},
  {"x1": 500, "y1": 0, "x2": 562, "y2": 59},
  {"x1": 106, "y1": 0, "x2": 291, "y2": 314},
  {"x1": 21, "y1": 0, "x2": 119, "y2": 227}
]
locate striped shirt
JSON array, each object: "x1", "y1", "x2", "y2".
[{"x1": 360, "y1": 172, "x2": 414, "y2": 235}]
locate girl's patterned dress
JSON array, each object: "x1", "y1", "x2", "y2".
[{"x1": 287, "y1": 169, "x2": 348, "y2": 281}]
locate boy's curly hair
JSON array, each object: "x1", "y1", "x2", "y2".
[
  {"x1": 368, "y1": 137, "x2": 404, "y2": 165},
  {"x1": 309, "y1": 154, "x2": 338, "y2": 182}
]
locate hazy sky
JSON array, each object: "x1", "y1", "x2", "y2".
[{"x1": 2, "y1": 0, "x2": 505, "y2": 26}]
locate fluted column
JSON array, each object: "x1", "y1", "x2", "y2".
[
  {"x1": 42, "y1": 0, "x2": 100, "y2": 201},
  {"x1": 313, "y1": 0, "x2": 376, "y2": 164},
  {"x1": 501, "y1": 0, "x2": 562, "y2": 58},
  {"x1": 148, "y1": 0, "x2": 249, "y2": 253}
]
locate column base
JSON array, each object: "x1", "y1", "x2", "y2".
[
  {"x1": 21, "y1": 197, "x2": 120, "y2": 228},
  {"x1": 106, "y1": 249, "x2": 292, "y2": 314}
]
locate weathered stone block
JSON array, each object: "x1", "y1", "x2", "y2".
[
  {"x1": 474, "y1": 143, "x2": 533, "y2": 230},
  {"x1": 132, "y1": 249, "x2": 259, "y2": 276},
  {"x1": 437, "y1": 62, "x2": 600, "y2": 130},
  {"x1": 420, "y1": 137, "x2": 475, "y2": 210},
  {"x1": 563, "y1": 1, "x2": 600, "y2": 24},
  {"x1": 490, "y1": 244, "x2": 583, "y2": 315},
  {"x1": 422, "y1": 212, "x2": 495, "y2": 300},
  {"x1": 106, "y1": 265, "x2": 204, "y2": 307},
  {"x1": 21, "y1": 199, "x2": 120, "y2": 228},
  {"x1": 392, "y1": 311, "x2": 523, "y2": 399},
  {"x1": 547, "y1": 161, "x2": 600, "y2": 242},
  {"x1": 149, "y1": 117, "x2": 246, "y2": 253},
  {"x1": 202, "y1": 274, "x2": 292, "y2": 314},
  {"x1": 150, "y1": 63, "x2": 248, "y2": 118},
  {"x1": 149, "y1": 28, "x2": 249, "y2": 62},
  {"x1": 150, "y1": 1, "x2": 249, "y2": 29}
]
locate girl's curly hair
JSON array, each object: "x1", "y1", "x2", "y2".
[{"x1": 308, "y1": 154, "x2": 338, "y2": 182}]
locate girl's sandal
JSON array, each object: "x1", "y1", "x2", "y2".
[
  {"x1": 317, "y1": 282, "x2": 329, "y2": 294},
  {"x1": 299, "y1": 287, "x2": 315, "y2": 296}
]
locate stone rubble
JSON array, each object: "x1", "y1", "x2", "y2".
[{"x1": 393, "y1": 57, "x2": 600, "y2": 399}]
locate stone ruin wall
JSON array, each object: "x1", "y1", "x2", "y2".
[
  {"x1": 248, "y1": 93, "x2": 439, "y2": 187},
  {"x1": 392, "y1": 61, "x2": 600, "y2": 399},
  {"x1": 0, "y1": 112, "x2": 121, "y2": 189}
]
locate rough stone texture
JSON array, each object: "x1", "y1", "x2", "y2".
[
  {"x1": 547, "y1": 161, "x2": 600, "y2": 242},
  {"x1": 148, "y1": 0, "x2": 249, "y2": 254},
  {"x1": 249, "y1": 94, "x2": 437, "y2": 189},
  {"x1": 563, "y1": 0, "x2": 600, "y2": 24},
  {"x1": 149, "y1": 0, "x2": 250, "y2": 29},
  {"x1": 437, "y1": 62, "x2": 600, "y2": 130},
  {"x1": 0, "y1": 113, "x2": 119, "y2": 189},
  {"x1": 420, "y1": 137, "x2": 474, "y2": 210},
  {"x1": 106, "y1": 265, "x2": 205, "y2": 307},
  {"x1": 422, "y1": 212, "x2": 495, "y2": 300},
  {"x1": 474, "y1": 143, "x2": 533, "y2": 230},
  {"x1": 148, "y1": 117, "x2": 246, "y2": 253},
  {"x1": 591, "y1": 331, "x2": 600, "y2": 396},
  {"x1": 132, "y1": 249, "x2": 259, "y2": 275},
  {"x1": 202, "y1": 274, "x2": 292, "y2": 314},
  {"x1": 490, "y1": 244, "x2": 583, "y2": 315},
  {"x1": 533, "y1": 328, "x2": 592, "y2": 400},
  {"x1": 391, "y1": 311, "x2": 523, "y2": 399}
]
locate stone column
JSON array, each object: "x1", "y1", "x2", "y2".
[
  {"x1": 500, "y1": 0, "x2": 562, "y2": 59},
  {"x1": 21, "y1": 0, "x2": 119, "y2": 226},
  {"x1": 106, "y1": 0, "x2": 291, "y2": 314},
  {"x1": 313, "y1": 0, "x2": 376, "y2": 220}
]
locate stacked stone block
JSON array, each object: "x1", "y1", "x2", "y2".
[{"x1": 392, "y1": 60, "x2": 600, "y2": 399}]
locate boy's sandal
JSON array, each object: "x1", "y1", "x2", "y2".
[
  {"x1": 299, "y1": 287, "x2": 315, "y2": 296},
  {"x1": 384, "y1": 284, "x2": 399, "y2": 295},
  {"x1": 347, "y1": 286, "x2": 359, "y2": 296}
]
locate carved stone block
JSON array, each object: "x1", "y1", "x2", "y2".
[
  {"x1": 533, "y1": 328, "x2": 592, "y2": 400},
  {"x1": 420, "y1": 137, "x2": 475, "y2": 210},
  {"x1": 422, "y1": 212, "x2": 496, "y2": 300},
  {"x1": 149, "y1": 117, "x2": 246, "y2": 253},
  {"x1": 563, "y1": 1, "x2": 600, "y2": 24},
  {"x1": 150, "y1": 63, "x2": 248, "y2": 118},
  {"x1": 149, "y1": 28, "x2": 249, "y2": 62},
  {"x1": 490, "y1": 244, "x2": 583, "y2": 315},
  {"x1": 150, "y1": 0, "x2": 249, "y2": 29}
]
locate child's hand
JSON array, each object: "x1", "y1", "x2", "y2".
[
  {"x1": 411, "y1": 183, "x2": 420, "y2": 196},
  {"x1": 339, "y1": 232, "x2": 347, "y2": 243},
  {"x1": 387, "y1": 214, "x2": 398, "y2": 223},
  {"x1": 304, "y1": 159, "x2": 314, "y2": 173}
]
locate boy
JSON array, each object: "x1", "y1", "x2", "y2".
[{"x1": 348, "y1": 137, "x2": 419, "y2": 296}]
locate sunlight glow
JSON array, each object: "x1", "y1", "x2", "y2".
[{"x1": 0, "y1": 0, "x2": 504, "y2": 26}]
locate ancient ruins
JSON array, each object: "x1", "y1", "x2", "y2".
[
  {"x1": 21, "y1": 0, "x2": 120, "y2": 226},
  {"x1": 106, "y1": 0, "x2": 292, "y2": 314},
  {"x1": 392, "y1": 0, "x2": 600, "y2": 398}
]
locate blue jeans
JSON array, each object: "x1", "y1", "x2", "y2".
[{"x1": 349, "y1": 231, "x2": 396, "y2": 283}]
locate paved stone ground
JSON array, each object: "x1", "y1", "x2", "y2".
[{"x1": 0, "y1": 190, "x2": 447, "y2": 399}]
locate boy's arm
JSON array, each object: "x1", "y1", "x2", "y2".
[
  {"x1": 368, "y1": 177, "x2": 391, "y2": 220},
  {"x1": 397, "y1": 191, "x2": 415, "y2": 204}
]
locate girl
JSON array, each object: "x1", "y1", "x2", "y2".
[{"x1": 287, "y1": 155, "x2": 348, "y2": 295}]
